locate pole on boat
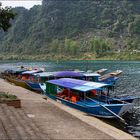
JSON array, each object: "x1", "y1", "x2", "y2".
[{"x1": 86, "y1": 97, "x2": 127, "y2": 124}]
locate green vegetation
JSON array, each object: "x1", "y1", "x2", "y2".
[
  {"x1": 0, "y1": 0, "x2": 140, "y2": 60},
  {"x1": 0, "y1": 3, "x2": 15, "y2": 31},
  {"x1": 0, "y1": 92, "x2": 17, "y2": 102}
]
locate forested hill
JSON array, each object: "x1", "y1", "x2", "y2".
[{"x1": 0, "y1": 0, "x2": 140, "y2": 60}]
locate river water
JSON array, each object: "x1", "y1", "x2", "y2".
[{"x1": 0, "y1": 60, "x2": 140, "y2": 138}]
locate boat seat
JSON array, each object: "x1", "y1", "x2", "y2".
[
  {"x1": 71, "y1": 96, "x2": 77, "y2": 103},
  {"x1": 59, "y1": 95, "x2": 66, "y2": 99},
  {"x1": 64, "y1": 97, "x2": 70, "y2": 101}
]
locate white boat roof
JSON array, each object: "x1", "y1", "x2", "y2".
[
  {"x1": 22, "y1": 70, "x2": 42, "y2": 74},
  {"x1": 34, "y1": 72, "x2": 55, "y2": 77},
  {"x1": 83, "y1": 73, "x2": 100, "y2": 77},
  {"x1": 47, "y1": 78, "x2": 109, "y2": 92}
]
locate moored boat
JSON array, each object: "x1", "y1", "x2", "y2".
[
  {"x1": 1, "y1": 68, "x2": 27, "y2": 79},
  {"x1": 4, "y1": 69, "x2": 43, "y2": 90},
  {"x1": 44, "y1": 78, "x2": 134, "y2": 119},
  {"x1": 94, "y1": 68, "x2": 108, "y2": 74},
  {"x1": 26, "y1": 70, "x2": 122, "y2": 93},
  {"x1": 26, "y1": 71, "x2": 85, "y2": 92},
  {"x1": 98, "y1": 70, "x2": 123, "y2": 85},
  {"x1": 26, "y1": 72, "x2": 54, "y2": 92}
]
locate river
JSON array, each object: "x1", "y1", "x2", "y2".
[{"x1": 0, "y1": 60, "x2": 140, "y2": 138}]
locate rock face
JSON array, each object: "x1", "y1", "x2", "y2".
[{"x1": 0, "y1": 0, "x2": 140, "y2": 57}]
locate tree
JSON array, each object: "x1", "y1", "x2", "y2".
[
  {"x1": 0, "y1": 3, "x2": 15, "y2": 31},
  {"x1": 64, "y1": 39, "x2": 78, "y2": 55},
  {"x1": 90, "y1": 37, "x2": 111, "y2": 57}
]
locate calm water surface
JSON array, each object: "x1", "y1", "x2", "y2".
[{"x1": 0, "y1": 60, "x2": 140, "y2": 138}]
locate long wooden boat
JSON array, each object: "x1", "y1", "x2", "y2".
[
  {"x1": 26, "y1": 71, "x2": 85, "y2": 92},
  {"x1": 6, "y1": 76, "x2": 32, "y2": 90},
  {"x1": 26, "y1": 71, "x2": 105, "y2": 92},
  {"x1": 1, "y1": 68, "x2": 27, "y2": 79},
  {"x1": 4, "y1": 69, "x2": 43, "y2": 90},
  {"x1": 26, "y1": 72, "x2": 54, "y2": 92},
  {"x1": 44, "y1": 78, "x2": 134, "y2": 119}
]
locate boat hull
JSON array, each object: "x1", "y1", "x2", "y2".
[
  {"x1": 6, "y1": 76, "x2": 32, "y2": 90},
  {"x1": 109, "y1": 96, "x2": 140, "y2": 104},
  {"x1": 99, "y1": 77, "x2": 119, "y2": 85},
  {"x1": 26, "y1": 81, "x2": 43, "y2": 92},
  {"x1": 44, "y1": 93, "x2": 132, "y2": 118}
]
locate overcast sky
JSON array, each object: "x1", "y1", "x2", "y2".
[{"x1": 1, "y1": 0, "x2": 42, "y2": 9}]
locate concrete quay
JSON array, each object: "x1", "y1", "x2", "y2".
[{"x1": 0, "y1": 78, "x2": 137, "y2": 139}]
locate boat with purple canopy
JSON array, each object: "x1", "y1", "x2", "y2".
[
  {"x1": 26, "y1": 71, "x2": 85, "y2": 92},
  {"x1": 26, "y1": 70, "x2": 107, "y2": 92},
  {"x1": 44, "y1": 78, "x2": 134, "y2": 120},
  {"x1": 26, "y1": 70, "x2": 124, "y2": 93}
]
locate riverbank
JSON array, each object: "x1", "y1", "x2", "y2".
[
  {"x1": 0, "y1": 78, "x2": 137, "y2": 139},
  {"x1": 0, "y1": 52, "x2": 140, "y2": 61}
]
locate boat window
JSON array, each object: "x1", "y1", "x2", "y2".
[
  {"x1": 46, "y1": 83, "x2": 57, "y2": 95},
  {"x1": 41, "y1": 77, "x2": 47, "y2": 83},
  {"x1": 17, "y1": 74, "x2": 21, "y2": 79},
  {"x1": 101, "y1": 87, "x2": 109, "y2": 95},
  {"x1": 37, "y1": 77, "x2": 40, "y2": 82},
  {"x1": 57, "y1": 86, "x2": 63, "y2": 93},
  {"x1": 79, "y1": 92, "x2": 84, "y2": 100},
  {"x1": 22, "y1": 75, "x2": 27, "y2": 80},
  {"x1": 33, "y1": 76, "x2": 38, "y2": 83}
]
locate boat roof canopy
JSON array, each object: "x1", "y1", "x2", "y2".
[
  {"x1": 4, "y1": 68, "x2": 27, "y2": 74},
  {"x1": 83, "y1": 73, "x2": 100, "y2": 77},
  {"x1": 53, "y1": 71, "x2": 84, "y2": 77},
  {"x1": 32, "y1": 71, "x2": 101, "y2": 78},
  {"x1": 47, "y1": 78, "x2": 110, "y2": 92},
  {"x1": 33, "y1": 71, "x2": 84, "y2": 78},
  {"x1": 34, "y1": 72, "x2": 54, "y2": 77}
]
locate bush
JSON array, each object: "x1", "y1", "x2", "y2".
[{"x1": 0, "y1": 92, "x2": 17, "y2": 100}]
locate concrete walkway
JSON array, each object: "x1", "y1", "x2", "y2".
[
  {"x1": 0, "y1": 104, "x2": 47, "y2": 139},
  {"x1": 0, "y1": 78, "x2": 137, "y2": 139}
]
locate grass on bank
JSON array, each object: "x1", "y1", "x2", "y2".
[{"x1": 0, "y1": 52, "x2": 140, "y2": 61}]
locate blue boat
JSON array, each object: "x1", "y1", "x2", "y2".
[
  {"x1": 26, "y1": 71, "x2": 85, "y2": 92},
  {"x1": 26, "y1": 72, "x2": 54, "y2": 92},
  {"x1": 44, "y1": 78, "x2": 134, "y2": 119},
  {"x1": 26, "y1": 70, "x2": 121, "y2": 93},
  {"x1": 1, "y1": 68, "x2": 27, "y2": 79},
  {"x1": 26, "y1": 71, "x2": 105, "y2": 92},
  {"x1": 98, "y1": 70, "x2": 123, "y2": 85}
]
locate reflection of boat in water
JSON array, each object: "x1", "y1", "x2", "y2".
[{"x1": 44, "y1": 78, "x2": 135, "y2": 120}]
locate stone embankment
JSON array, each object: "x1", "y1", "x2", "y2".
[
  {"x1": 0, "y1": 78, "x2": 137, "y2": 139},
  {"x1": 0, "y1": 104, "x2": 46, "y2": 139}
]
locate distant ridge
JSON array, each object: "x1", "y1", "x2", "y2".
[{"x1": 0, "y1": 0, "x2": 140, "y2": 60}]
